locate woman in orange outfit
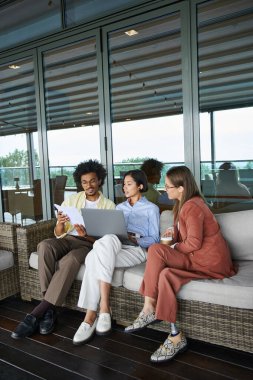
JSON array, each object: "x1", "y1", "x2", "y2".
[{"x1": 125, "y1": 165, "x2": 237, "y2": 363}]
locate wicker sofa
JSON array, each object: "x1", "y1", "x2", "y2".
[
  {"x1": 16, "y1": 210, "x2": 253, "y2": 353},
  {"x1": 0, "y1": 222, "x2": 20, "y2": 300}
]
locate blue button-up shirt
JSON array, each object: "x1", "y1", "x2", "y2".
[{"x1": 116, "y1": 197, "x2": 160, "y2": 248}]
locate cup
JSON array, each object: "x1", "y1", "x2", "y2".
[
  {"x1": 160, "y1": 226, "x2": 174, "y2": 245},
  {"x1": 160, "y1": 236, "x2": 173, "y2": 245}
]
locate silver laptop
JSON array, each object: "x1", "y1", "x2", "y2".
[{"x1": 81, "y1": 209, "x2": 138, "y2": 246}]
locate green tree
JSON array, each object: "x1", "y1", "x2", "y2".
[
  {"x1": 0, "y1": 149, "x2": 39, "y2": 167},
  {"x1": 244, "y1": 161, "x2": 253, "y2": 169},
  {"x1": 0, "y1": 149, "x2": 40, "y2": 187},
  {"x1": 114, "y1": 157, "x2": 149, "y2": 177},
  {"x1": 121, "y1": 157, "x2": 149, "y2": 163}
]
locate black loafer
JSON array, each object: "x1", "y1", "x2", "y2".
[
  {"x1": 39, "y1": 308, "x2": 57, "y2": 335},
  {"x1": 11, "y1": 314, "x2": 38, "y2": 339}
]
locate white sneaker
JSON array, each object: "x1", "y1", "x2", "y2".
[
  {"x1": 96, "y1": 313, "x2": 111, "y2": 335},
  {"x1": 73, "y1": 319, "x2": 97, "y2": 345}
]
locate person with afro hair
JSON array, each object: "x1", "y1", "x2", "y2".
[{"x1": 11, "y1": 159, "x2": 115, "y2": 340}]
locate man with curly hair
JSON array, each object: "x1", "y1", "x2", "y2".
[{"x1": 11, "y1": 159, "x2": 115, "y2": 339}]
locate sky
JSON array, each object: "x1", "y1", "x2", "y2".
[{"x1": 0, "y1": 107, "x2": 252, "y2": 168}]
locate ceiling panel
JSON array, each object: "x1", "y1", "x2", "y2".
[{"x1": 0, "y1": 0, "x2": 253, "y2": 136}]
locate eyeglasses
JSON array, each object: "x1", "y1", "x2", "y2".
[{"x1": 165, "y1": 185, "x2": 176, "y2": 190}]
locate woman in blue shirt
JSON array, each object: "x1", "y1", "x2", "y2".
[{"x1": 73, "y1": 169, "x2": 160, "y2": 345}]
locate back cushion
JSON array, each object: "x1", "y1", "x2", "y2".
[
  {"x1": 215, "y1": 210, "x2": 253, "y2": 260},
  {"x1": 160, "y1": 210, "x2": 174, "y2": 235}
]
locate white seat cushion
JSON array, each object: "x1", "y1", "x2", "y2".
[
  {"x1": 123, "y1": 262, "x2": 146, "y2": 291},
  {"x1": 123, "y1": 260, "x2": 253, "y2": 309},
  {"x1": 0, "y1": 250, "x2": 14, "y2": 271},
  {"x1": 29, "y1": 251, "x2": 124, "y2": 287}
]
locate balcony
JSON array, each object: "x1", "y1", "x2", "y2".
[{"x1": 1, "y1": 161, "x2": 253, "y2": 224}]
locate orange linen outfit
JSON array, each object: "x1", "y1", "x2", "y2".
[{"x1": 139, "y1": 196, "x2": 237, "y2": 323}]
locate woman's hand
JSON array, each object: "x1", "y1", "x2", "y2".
[
  {"x1": 163, "y1": 227, "x2": 174, "y2": 238},
  {"x1": 74, "y1": 224, "x2": 87, "y2": 237}
]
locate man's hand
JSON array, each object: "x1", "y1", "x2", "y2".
[
  {"x1": 57, "y1": 211, "x2": 70, "y2": 225},
  {"x1": 74, "y1": 224, "x2": 87, "y2": 237},
  {"x1": 127, "y1": 234, "x2": 137, "y2": 244}
]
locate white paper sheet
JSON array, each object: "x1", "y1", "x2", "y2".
[{"x1": 54, "y1": 204, "x2": 84, "y2": 226}]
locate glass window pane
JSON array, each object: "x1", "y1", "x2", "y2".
[
  {"x1": 198, "y1": 0, "x2": 253, "y2": 212},
  {"x1": 0, "y1": 0, "x2": 61, "y2": 51},
  {"x1": 0, "y1": 58, "x2": 42, "y2": 225},
  {"x1": 108, "y1": 11, "x2": 184, "y2": 206},
  {"x1": 43, "y1": 37, "x2": 101, "y2": 207}
]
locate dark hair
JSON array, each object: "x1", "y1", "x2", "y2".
[
  {"x1": 123, "y1": 169, "x2": 148, "y2": 193},
  {"x1": 219, "y1": 161, "x2": 236, "y2": 171},
  {"x1": 218, "y1": 162, "x2": 239, "y2": 184},
  {"x1": 166, "y1": 165, "x2": 202, "y2": 219},
  {"x1": 140, "y1": 158, "x2": 164, "y2": 176},
  {"x1": 73, "y1": 159, "x2": 107, "y2": 187}
]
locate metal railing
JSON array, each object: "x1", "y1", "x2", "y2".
[{"x1": 0, "y1": 160, "x2": 253, "y2": 189}]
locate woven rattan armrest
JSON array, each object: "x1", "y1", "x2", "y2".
[
  {"x1": 0, "y1": 222, "x2": 19, "y2": 253},
  {"x1": 16, "y1": 219, "x2": 56, "y2": 301},
  {"x1": 0, "y1": 222, "x2": 20, "y2": 300},
  {"x1": 16, "y1": 219, "x2": 56, "y2": 266}
]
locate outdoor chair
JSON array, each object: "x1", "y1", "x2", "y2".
[
  {"x1": 53, "y1": 175, "x2": 67, "y2": 205},
  {"x1": 19, "y1": 179, "x2": 43, "y2": 225},
  {"x1": 0, "y1": 222, "x2": 20, "y2": 300},
  {"x1": 2, "y1": 190, "x2": 20, "y2": 223}
]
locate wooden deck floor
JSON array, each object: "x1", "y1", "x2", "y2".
[{"x1": 0, "y1": 297, "x2": 252, "y2": 380}]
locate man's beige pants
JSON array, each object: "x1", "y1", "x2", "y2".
[{"x1": 38, "y1": 235, "x2": 93, "y2": 306}]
